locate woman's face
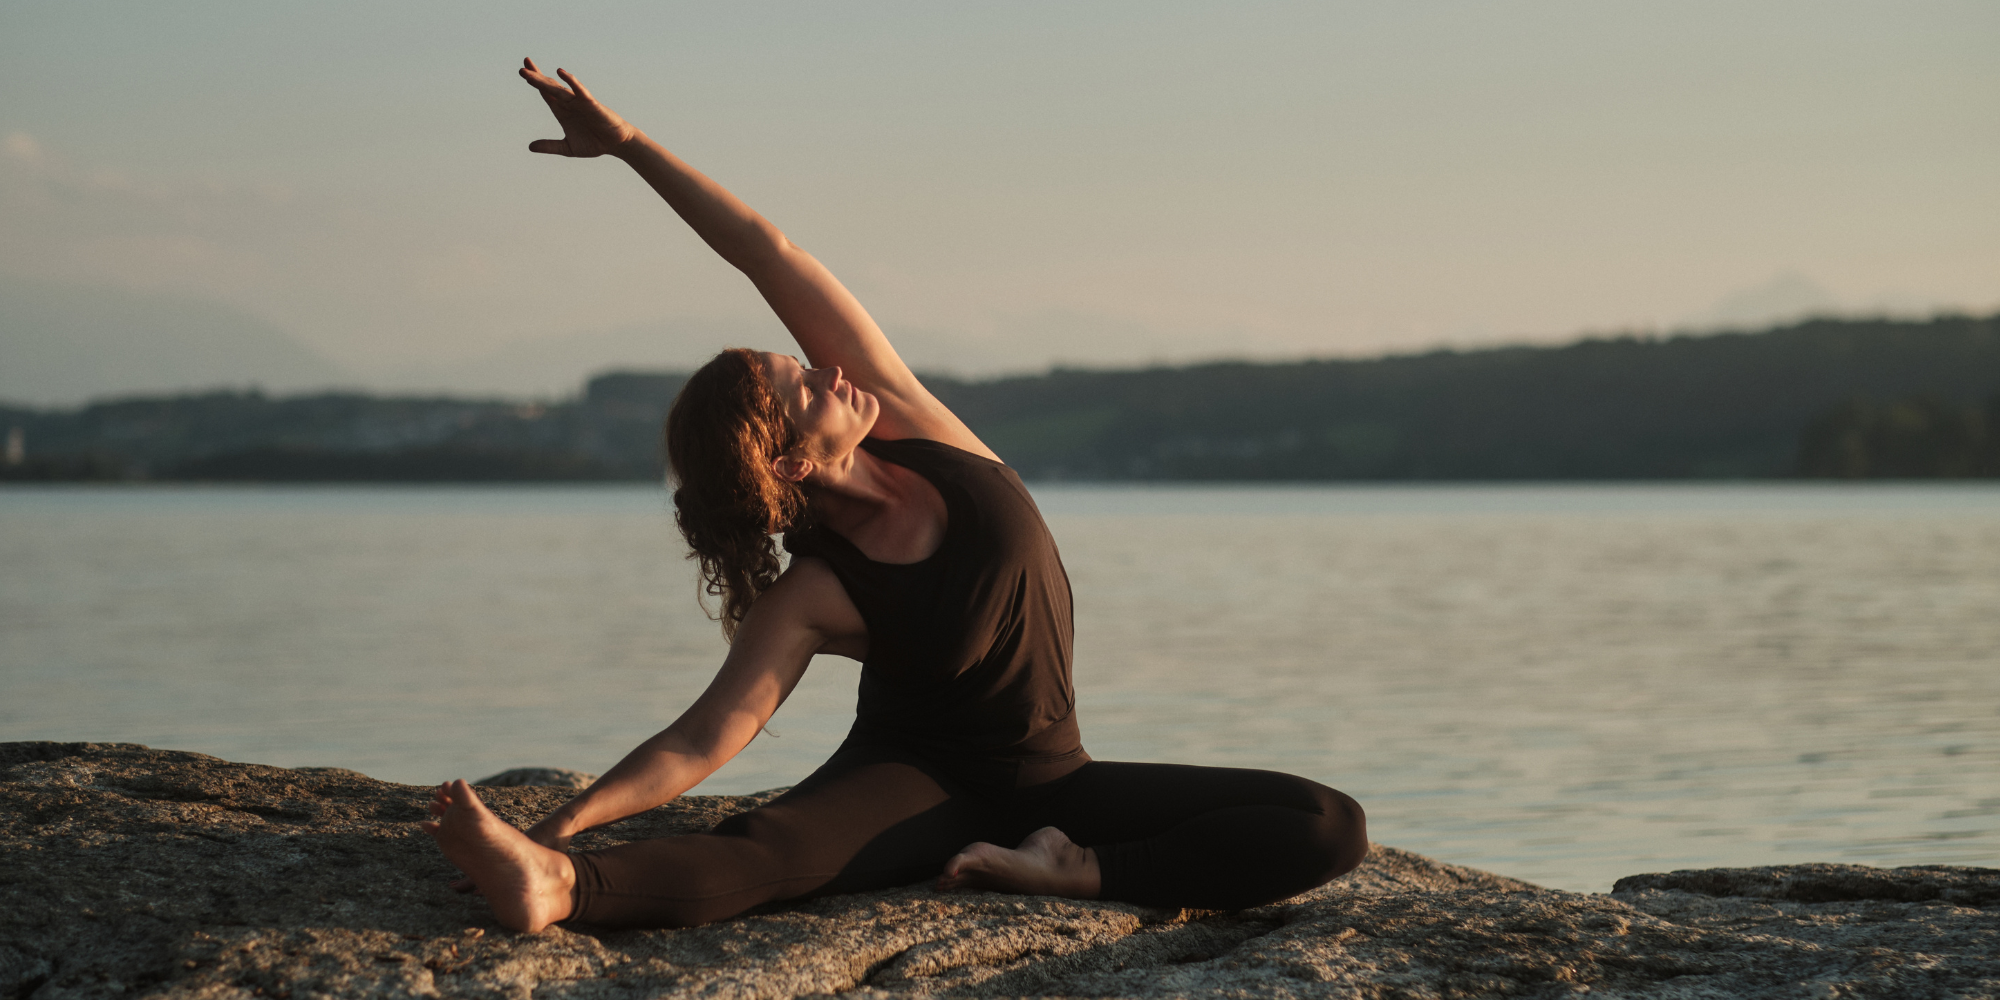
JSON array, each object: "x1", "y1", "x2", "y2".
[{"x1": 759, "y1": 352, "x2": 879, "y2": 472}]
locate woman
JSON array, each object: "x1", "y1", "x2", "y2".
[{"x1": 422, "y1": 58, "x2": 1367, "y2": 934}]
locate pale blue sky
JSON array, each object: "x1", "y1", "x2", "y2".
[{"x1": 2, "y1": 1, "x2": 1995, "y2": 397}]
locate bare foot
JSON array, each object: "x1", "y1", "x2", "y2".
[
  {"x1": 420, "y1": 779, "x2": 575, "y2": 933},
  {"x1": 937, "y1": 826, "x2": 1101, "y2": 899}
]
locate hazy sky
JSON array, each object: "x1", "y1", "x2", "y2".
[{"x1": 2, "y1": 1, "x2": 1996, "y2": 396}]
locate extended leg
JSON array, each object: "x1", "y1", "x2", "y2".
[
  {"x1": 423, "y1": 780, "x2": 577, "y2": 933},
  {"x1": 567, "y1": 746, "x2": 1003, "y2": 928}
]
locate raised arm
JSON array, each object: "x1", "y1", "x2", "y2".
[{"x1": 517, "y1": 58, "x2": 990, "y2": 457}]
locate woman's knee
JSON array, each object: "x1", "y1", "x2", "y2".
[{"x1": 1297, "y1": 780, "x2": 1368, "y2": 881}]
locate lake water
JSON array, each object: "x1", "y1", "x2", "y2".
[{"x1": 3, "y1": 483, "x2": 1996, "y2": 892}]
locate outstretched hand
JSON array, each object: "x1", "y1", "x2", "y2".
[{"x1": 518, "y1": 57, "x2": 639, "y2": 157}]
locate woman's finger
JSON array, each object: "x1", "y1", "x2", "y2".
[
  {"x1": 522, "y1": 56, "x2": 566, "y2": 90},
  {"x1": 518, "y1": 59, "x2": 573, "y2": 98},
  {"x1": 556, "y1": 67, "x2": 593, "y2": 102},
  {"x1": 528, "y1": 138, "x2": 572, "y2": 155},
  {"x1": 518, "y1": 66, "x2": 567, "y2": 98}
]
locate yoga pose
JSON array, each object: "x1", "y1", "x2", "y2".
[{"x1": 423, "y1": 58, "x2": 1367, "y2": 933}]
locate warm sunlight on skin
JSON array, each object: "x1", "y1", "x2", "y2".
[
  {"x1": 758, "y1": 353, "x2": 881, "y2": 476},
  {"x1": 422, "y1": 780, "x2": 575, "y2": 934}
]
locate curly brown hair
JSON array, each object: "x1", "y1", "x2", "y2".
[{"x1": 665, "y1": 348, "x2": 812, "y2": 640}]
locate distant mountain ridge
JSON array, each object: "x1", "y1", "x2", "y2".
[
  {"x1": 2, "y1": 315, "x2": 1996, "y2": 481},
  {"x1": 0, "y1": 274, "x2": 350, "y2": 406},
  {"x1": 0, "y1": 372, "x2": 686, "y2": 481}
]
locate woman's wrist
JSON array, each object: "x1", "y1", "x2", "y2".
[
  {"x1": 607, "y1": 129, "x2": 656, "y2": 162},
  {"x1": 534, "y1": 805, "x2": 588, "y2": 837}
]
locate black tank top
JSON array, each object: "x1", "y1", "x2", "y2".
[{"x1": 782, "y1": 437, "x2": 1087, "y2": 788}]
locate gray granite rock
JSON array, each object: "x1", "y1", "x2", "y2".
[
  {"x1": 473, "y1": 768, "x2": 598, "y2": 790},
  {"x1": 3, "y1": 741, "x2": 1995, "y2": 999}
]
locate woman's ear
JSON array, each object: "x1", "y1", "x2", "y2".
[{"x1": 772, "y1": 454, "x2": 814, "y2": 483}]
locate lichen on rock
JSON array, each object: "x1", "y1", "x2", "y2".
[
  {"x1": 472, "y1": 768, "x2": 598, "y2": 790},
  {"x1": 2, "y1": 741, "x2": 1995, "y2": 999}
]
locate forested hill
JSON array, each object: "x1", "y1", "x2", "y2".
[
  {"x1": 929, "y1": 314, "x2": 2000, "y2": 479},
  {"x1": 3, "y1": 314, "x2": 1997, "y2": 481}
]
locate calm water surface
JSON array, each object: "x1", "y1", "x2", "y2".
[{"x1": 3, "y1": 482, "x2": 1996, "y2": 892}]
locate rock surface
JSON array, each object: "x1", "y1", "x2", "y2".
[
  {"x1": 472, "y1": 769, "x2": 598, "y2": 791},
  {"x1": 1, "y1": 741, "x2": 1994, "y2": 1000}
]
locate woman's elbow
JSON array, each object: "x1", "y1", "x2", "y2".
[{"x1": 726, "y1": 225, "x2": 799, "y2": 276}]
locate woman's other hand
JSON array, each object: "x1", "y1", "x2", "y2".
[
  {"x1": 518, "y1": 57, "x2": 639, "y2": 158},
  {"x1": 525, "y1": 813, "x2": 577, "y2": 853}
]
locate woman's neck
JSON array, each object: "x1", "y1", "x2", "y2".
[
  {"x1": 811, "y1": 445, "x2": 901, "y2": 519},
  {"x1": 806, "y1": 444, "x2": 949, "y2": 564}
]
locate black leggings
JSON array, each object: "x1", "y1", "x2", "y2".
[{"x1": 566, "y1": 742, "x2": 1368, "y2": 928}]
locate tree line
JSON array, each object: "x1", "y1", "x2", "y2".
[
  {"x1": 3, "y1": 314, "x2": 1996, "y2": 482},
  {"x1": 1796, "y1": 394, "x2": 2000, "y2": 478},
  {"x1": 924, "y1": 313, "x2": 2000, "y2": 480}
]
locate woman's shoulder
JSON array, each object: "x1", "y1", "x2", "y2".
[
  {"x1": 745, "y1": 555, "x2": 867, "y2": 650},
  {"x1": 859, "y1": 389, "x2": 1002, "y2": 464},
  {"x1": 781, "y1": 522, "x2": 835, "y2": 556},
  {"x1": 863, "y1": 436, "x2": 1048, "y2": 542},
  {"x1": 862, "y1": 434, "x2": 1009, "y2": 470}
]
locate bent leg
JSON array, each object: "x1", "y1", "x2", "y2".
[
  {"x1": 1036, "y1": 762, "x2": 1367, "y2": 910},
  {"x1": 568, "y1": 748, "x2": 1002, "y2": 928}
]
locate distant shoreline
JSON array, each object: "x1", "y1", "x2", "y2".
[{"x1": 6, "y1": 314, "x2": 1998, "y2": 483}]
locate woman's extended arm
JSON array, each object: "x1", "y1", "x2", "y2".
[
  {"x1": 517, "y1": 59, "x2": 990, "y2": 456},
  {"x1": 523, "y1": 560, "x2": 863, "y2": 849}
]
